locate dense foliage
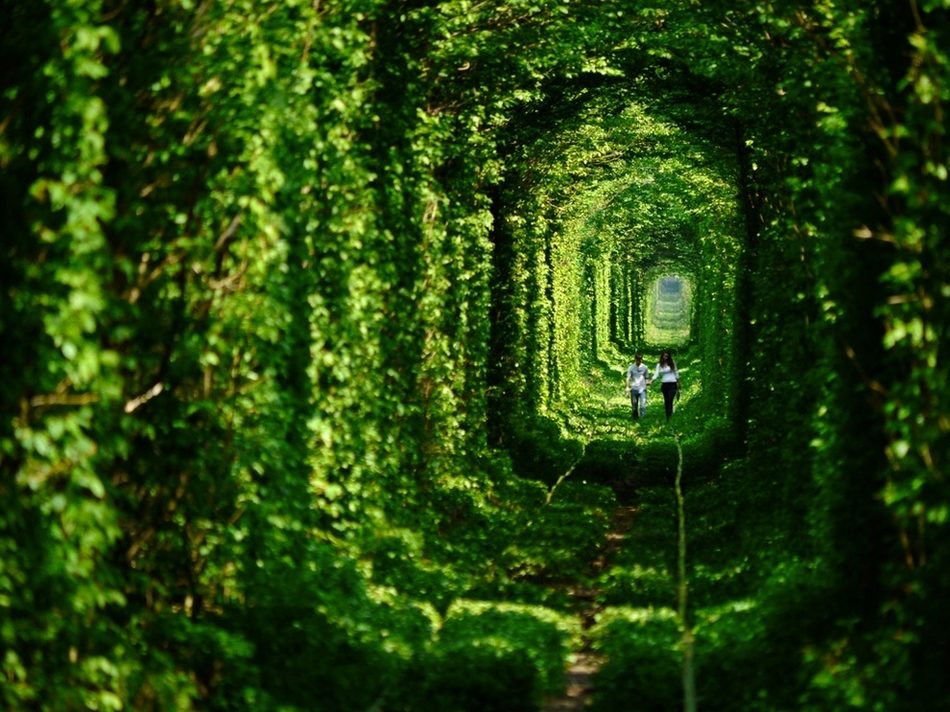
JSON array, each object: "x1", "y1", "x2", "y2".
[{"x1": 1, "y1": 1, "x2": 947, "y2": 710}]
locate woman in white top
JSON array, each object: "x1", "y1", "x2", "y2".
[{"x1": 654, "y1": 350, "x2": 680, "y2": 421}]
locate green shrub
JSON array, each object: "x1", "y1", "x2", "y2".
[
  {"x1": 681, "y1": 418, "x2": 736, "y2": 482},
  {"x1": 589, "y1": 606, "x2": 682, "y2": 711},
  {"x1": 553, "y1": 480, "x2": 617, "y2": 512},
  {"x1": 689, "y1": 560, "x2": 838, "y2": 711},
  {"x1": 366, "y1": 529, "x2": 455, "y2": 603},
  {"x1": 596, "y1": 564, "x2": 676, "y2": 608},
  {"x1": 422, "y1": 600, "x2": 578, "y2": 711},
  {"x1": 504, "y1": 486, "x2": 614, "y2": 583},
  {"x1": 236, "y1": 546, "x2": 438, "y2": 712},
  {"x1": 634, "y1": 442, "x2": 680, "y2": 487},
  {"x1": 506, "y1": 415, "x2": 585, "y2": 486},
  {"x1": 690, "y1": 599, "x2": 767, "y2": 709},
  {"x1": 571, "y1": 440, "x2": 637, "y2": 487}
]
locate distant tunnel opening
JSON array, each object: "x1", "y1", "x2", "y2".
[{"x1": 645, "y1": 273, "x2": 693, "y2": 347}]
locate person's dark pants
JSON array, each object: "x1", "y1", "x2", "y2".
[{"x1": 661, "y1": 382, "x2": 677, "y2": 420}]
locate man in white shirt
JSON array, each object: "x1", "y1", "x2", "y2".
[{"x1": 626, "y1": 352, "x2": 650, "y2": 420}]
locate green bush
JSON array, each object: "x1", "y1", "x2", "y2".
[
  {"x1": 691, "y1": 599, "x2": 768, "y2": 711},
  {"x1": 596, "y1": 564, "x2": 676, "y2": 608},
  {"x1": 611, "y1": 505, "x2": 676, "y2": 573},
  {"x1": 366, "y1": 529, "x2": 462, "y2": 612},
  {"x1": 681, "y1": 418, "x2": 736, "y2": 482},
  {"x1": 422, "y1": 600, "x2": 578, "y2": 711},
  {"x1": 589, "y1": 606, "x2": 682, "y2": 712},
  {"x1": 506, "y1": 415, "x2": 585, "y2": 486},
  {"x1": 571, "y1": 440, "x2": 637, "y2": 487},
  {"x1": 236, "y1": 547, "x2": 438, "y2": 712},
  {"x1": 633, "y1": 442, "x2": 680, "y2": 487},
  {"x1": 504, "y1": 484, "x2": 614, "y2": 583}
]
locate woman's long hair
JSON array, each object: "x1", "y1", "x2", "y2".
[{"x1": 660, "y1": 351, "x2": 676, "y2": 370}]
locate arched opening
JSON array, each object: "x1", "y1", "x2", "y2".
[
  {"x1": 645, "y1": 272, "x2": 693, "y2": 347},
  {"x1": 490, "y1": 86, "x2": 743, "y2": 444}
]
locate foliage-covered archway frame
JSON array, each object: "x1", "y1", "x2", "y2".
[{"x1": 493, "y1": 71, "x2": 744, "y2": 425}]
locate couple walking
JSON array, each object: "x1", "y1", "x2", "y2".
[{"x1": 626, "y1": 351, "x2": 680, "y2": 422}]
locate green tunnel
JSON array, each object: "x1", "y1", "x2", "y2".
[{"x1": 1, "y1": 2, "x2": 947, "y2": 710}]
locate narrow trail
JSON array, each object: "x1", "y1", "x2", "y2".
[
  {"x1": 542, "y1": 425, "x2": 695, "y2": 712},
  {"x1": 540, "y1": 502, "x2": 639, "y2": 712}
]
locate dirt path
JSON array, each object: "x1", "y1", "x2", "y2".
[{"x1": 540, "y1": 503, "x2": 639, "y2": 711}]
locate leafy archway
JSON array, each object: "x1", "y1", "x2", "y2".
[{"x1": 2, "y1": 2, "x2": 948, "y2": 709}]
